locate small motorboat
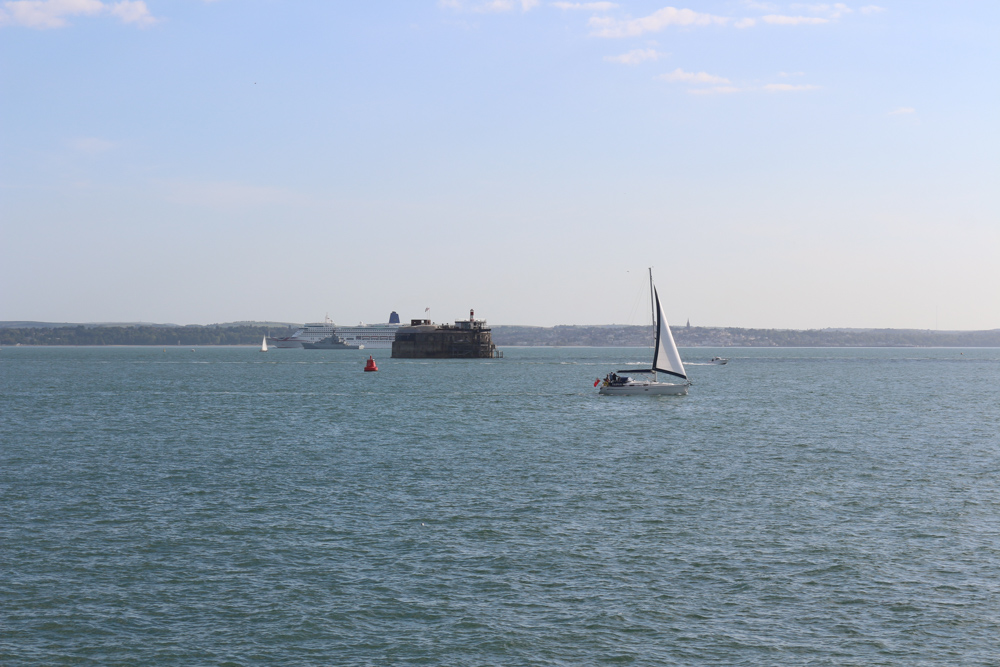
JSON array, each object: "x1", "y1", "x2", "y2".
[{"x1": 710, "y1": 357, "x2": 728, "y2": 365}]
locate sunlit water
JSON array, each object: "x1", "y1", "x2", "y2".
[{"x1": 2, "y1": 346, "x2": 999, "y2": 665}]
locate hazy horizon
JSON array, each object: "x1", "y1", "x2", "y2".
[
  {"x1": 3, "y1": 318, "x2": 999, "y2": 334},
  {"x1": 3, "y1": 1, "x2": 997, "y2": 329}
]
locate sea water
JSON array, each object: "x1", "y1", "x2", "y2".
[{"x1": 2, "y1": 346, "x2": 999, "y2": 665}]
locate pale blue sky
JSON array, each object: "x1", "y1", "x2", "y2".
[{"x1": 2, "y1": 0, "x2": 997, "y2": 328}]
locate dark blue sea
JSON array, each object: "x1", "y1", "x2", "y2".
[{"x1": 2, "y1": 346, "x2": 999, "y2": 665}]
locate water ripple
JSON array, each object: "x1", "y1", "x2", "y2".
[{"x1": 2, "y1": 347, "x2": 999, "y2": 665}]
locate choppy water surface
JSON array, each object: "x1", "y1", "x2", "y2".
[{"x1": 2, "y1": 346, "x2": 999, "y2": 665}]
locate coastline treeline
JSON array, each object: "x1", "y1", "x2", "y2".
[
  {"x1": 490, "y1": 325, "x2": 1000, "y2": 348},
  {"x1": 4, "y1": 324, "x2": 1000, "y2": 347},
  {"x1": 0, "y1": 325, "x2": 294, "y2": 347}
]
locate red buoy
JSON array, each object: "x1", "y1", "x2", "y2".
[{"x1": 364, "y1": 355, "x2": 378, "y2": 372}]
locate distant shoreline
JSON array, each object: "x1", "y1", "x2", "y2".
[
  {"x1": 490, "y1": 325, "x2": 1000, "y2": 348},
  {"x1": 2, "y1": 322, "x2": 1000, "y2": 348},
  {"x1": 5, "y1": 344, "x2": 1000, "y2": 350}
]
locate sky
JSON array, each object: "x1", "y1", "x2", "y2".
[{"x1": 1, "y1": 0, "x2": 998, "y2": 329}]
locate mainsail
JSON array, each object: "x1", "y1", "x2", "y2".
[{"x1": 651, "y1": 288, "x2": 686, "y2": 380}]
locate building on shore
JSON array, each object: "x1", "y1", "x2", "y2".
[{"x1": 391, "y1": 310, "x2": 502, "y2": 359}]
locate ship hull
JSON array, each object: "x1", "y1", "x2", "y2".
[
  {"x1": 302, "y1": 340, "x2": 362, "y2": 350},
  {"x1": 268, "y1": 339, "x2": 304, "y2": 349}
]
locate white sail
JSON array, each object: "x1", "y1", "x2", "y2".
[
  {"x1": 652, "y1": 288, "x2": 686, "y2": 380},
  {"x1": 260, "y1": 336, "x2": 268, "y2": 352}
]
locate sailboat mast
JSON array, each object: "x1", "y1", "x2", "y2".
[
  {"x1": 649, "y1": 267, "x2": 657, "y2": 382},
  {"x1": 648, "y1": 268, "x2": 655, "y2": 337}
]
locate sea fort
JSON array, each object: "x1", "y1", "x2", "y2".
[{"x1": 391, "y1": 310, "x2": 501, "y2": 359}]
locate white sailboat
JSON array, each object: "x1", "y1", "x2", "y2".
[
  {"x1": 599, "y1": 270, "x2": 689, "y2": 396},
  {"x1": 260, "y1": 336, "x2": 268, "y2": 352}
]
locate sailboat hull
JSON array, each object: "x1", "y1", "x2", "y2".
[{"x1": 599, "y1": 381, "x2": 688, "y2": 396}]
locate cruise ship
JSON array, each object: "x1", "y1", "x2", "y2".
[{"x1": 268, "y1": 312, "x2": 402, "y2": 349}]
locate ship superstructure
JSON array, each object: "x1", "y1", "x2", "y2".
[
  {"x1": 332, "y1": 323, "x2": 401, "y2": 349},
  {"x1": 268, "y1": 312, "x2": 402, "y2": 349},
  {"x1": 268, "y1": 317, "x2": 336, "y2": 348}
]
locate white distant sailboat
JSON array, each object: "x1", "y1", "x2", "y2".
[
  {"x1": 599, "y1": 269, "x2": 689, "y2": 396},
  {"x1": 260, "y1": 336, "x2": 268, "y2": 352}
]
